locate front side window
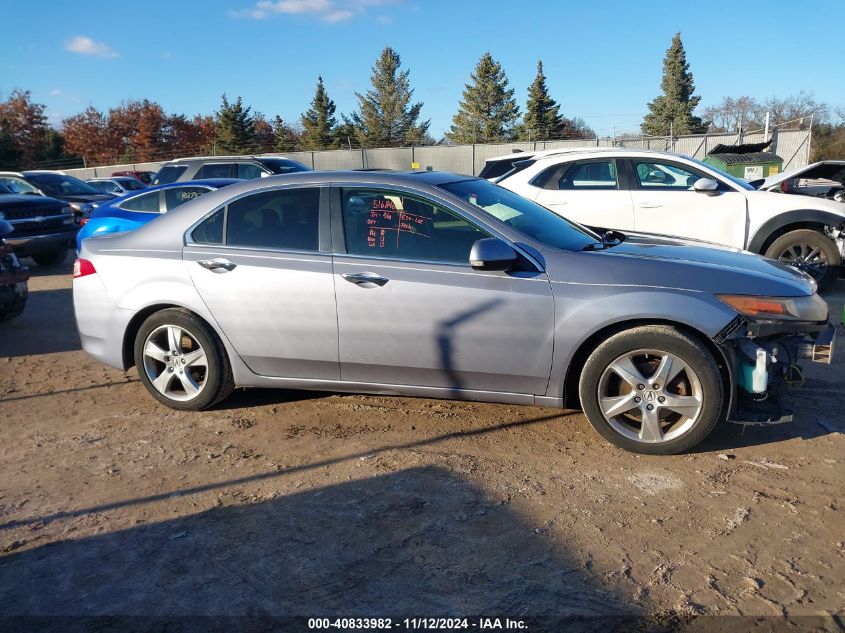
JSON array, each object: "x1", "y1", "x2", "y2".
[
  {"x1": 119, "y1": 191, "x2": 160, "y2": 212},
  {"x1": 558, "y1": 160, "x2": 618, "y2": 190},
  {"x1": 342, "y1": 188, "x2": 489, "y2": 263},
  {"x1": 634, "y1": 160, "x2": 702, "y2": 190},
  {"x1": 152, "y1": 166, "x2": 187, "y2": 186},
  {"x1": 164, "y1": 186, "x2": 210, "y2": 212},
  {"x1": 194, "y1": 163, "x2": 233, "y2": 179},
  {"x1": 226, "y1": 187, "x2": 319, "y2": 251}
]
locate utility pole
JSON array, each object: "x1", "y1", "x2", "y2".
[{"x1": 764, "y1": 111, "x2": 770, "y2": 140}]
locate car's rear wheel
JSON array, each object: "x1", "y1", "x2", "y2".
[
  {"x1": 578, "y1": 325, "x2": 724, "y2": 455},
  {"x1": 133, "y1": 308, "x2": 233, "y2": 411},
  {"x1": 31, "y1": 249, "x2": 67, "y2": 267},
  {"x1": 765, "y1": 229, "x2": 841, "y2": 291}
]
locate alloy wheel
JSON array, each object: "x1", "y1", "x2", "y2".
[
  {"x1": 142, "y1": 324, "x2": 208, "y2": 402},
  {"x1": 597, "y1": 349, "x2": 703, "y2": 444},
  {"x1": 777, "y1": 242, "x2": 829, "y2": 280}
]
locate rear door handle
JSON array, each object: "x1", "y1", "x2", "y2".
[
  {"x1": 342, "y1": 272, "x2": 389, "y2": 287},
  {"x1": 638, "y1": 202, "x2": 662, "y2": 208},
  {"x1": 198, "y1": 258, "x2": 237, "y2": 273}
]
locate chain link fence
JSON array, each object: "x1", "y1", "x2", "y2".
[{"x1": 63, "y1": 129, "x2": 811, "y2": 181}]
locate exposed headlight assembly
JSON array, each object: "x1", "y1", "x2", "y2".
[{"x1": 717, "y1": 294, "x2": 829, "y2": 322}]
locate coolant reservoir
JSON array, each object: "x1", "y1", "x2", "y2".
[{"x1": 740, "y1": 346, "x2": 769, "y2": 394}]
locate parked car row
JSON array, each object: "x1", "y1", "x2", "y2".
[{"x1": 73, "y1": 168, "x2": 836, "y2": 455}]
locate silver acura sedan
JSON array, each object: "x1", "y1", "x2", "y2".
[{"x1": 73, "y1": 171, "x2": 835, "y2": 454}]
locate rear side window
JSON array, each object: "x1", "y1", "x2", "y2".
[
  {"x1": 226, "y1": 188, "x2": 320, "y2": 251},
  {"x1": 119, "y1": 191, "x2": 160, "y2": 212},
  {"x1": 237, "y1": 163, "x2": 265, "y2": 179},
  {"x1": 558, "y1": 160, "x2": 618, "y2": 190},
  {"x1": 152, "y1": 166, "x2": 187, "y2": 186},
  {"x1": 191, "y1": 210, "x2": 224, "y2": 244},
  {"x1": 194, "y1": 163, "x2": 233, "y2": 179},
  {"x1": 164, "y1": 186, "x2": 210, "y2": 212}
]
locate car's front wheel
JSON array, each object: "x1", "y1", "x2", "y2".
[
  {"x1": 765, "y1": 229, "x2": 841, "y2": 291},
  {"x1": 133, "y1": 308, "x2": 233, "y2": 410},
  {"x1": 578, "y1": 325, "x2": 724, "y2": 455}
]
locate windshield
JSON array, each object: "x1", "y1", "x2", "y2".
[
  {"x1": 438, "y1": 179, "x2": 600, "y2": 251},
  {"x1": 260, "y1": 158, "x2": 311, "y2": 174},
  {"x1": 28, "y1": 173, "x2": 100, "y2": 196},
  {"x1": 684, "y1": 155, "x2": 756, "y2": 191}
]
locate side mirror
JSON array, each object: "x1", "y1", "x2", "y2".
[
  {"x1": 693, "y1": 178, "x2": 719, "y2": 193},
  {"x1": 469, "y1": 237, "x2": 518, "y2": 271}
]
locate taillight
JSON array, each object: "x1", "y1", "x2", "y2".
[{"x1": 73, "y1": 258, "x2": 96, "y2": 278}]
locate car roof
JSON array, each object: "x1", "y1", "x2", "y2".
[
  {"x1": 159, "y1": 155, "x2": 296, "y2": 165},
  {"x1": 483, "y1": 147, "x2": 597, "y2": 163}
]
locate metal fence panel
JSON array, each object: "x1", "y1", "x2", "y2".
[
  {"x1": 59, "y1": 129, "x2": 812, "y2": 182},
  {"x1": 412, "y1": 145, "x2": 474, "y2": 175}
]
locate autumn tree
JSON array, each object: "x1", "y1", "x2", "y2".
[
  {"x1": 301, "y1": 76, "x2": 338, "y2": 150},
  {"x1": 642, "y1": 33, "x2": 706, "y2": 136},
  {"x1": 0, "y1": 89, "x2": 50, "y2": 167},
  {"x1": 214, "y1": 95, "x2": 255, "y2": 154},
  {"x1": 62, "y1": 106, "x2": 110, "y2": 164},
  {"x1": 449, "y1": 53, "x2": 519, "y2": 144},
  {"x1": 348, "y1": 47, "x2": 429, "y2": 147},
  {"x1": 253, "y1": 113, "x2": 275, "y2": 152}
]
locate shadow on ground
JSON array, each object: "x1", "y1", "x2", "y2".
[
  {"x1": 0, "y1": 288, "x2": 79, "y2": 357},
  {"x1": 0, "y1": 466, "x2": 635, "y2": 625}
]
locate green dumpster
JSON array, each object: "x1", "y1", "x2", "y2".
[{"x1": 704, "y1": 141, "x2": 783, "y2": 182}]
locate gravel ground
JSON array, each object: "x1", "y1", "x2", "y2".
[{"x1": 0, "y1": 259, "x2": 843, "y2": 631}]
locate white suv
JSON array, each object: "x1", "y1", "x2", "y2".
[{"x1": 490, "y1": 148, "x2": 845, "y2": 289}]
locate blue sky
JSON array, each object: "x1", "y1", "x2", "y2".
[{"x1": 1, "y1": 0, "x2": 842, "y2": 139}]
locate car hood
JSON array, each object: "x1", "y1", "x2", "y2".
[
  {"x1": 0, "y1": 193, "x2": 67, "y2": 211},
  {"x1": 543, "y1": 232, "x2": 815, "y2": 297},
  {"x1": 745, "y1": 189, "x2": 845, "y2": 215},
  {"x1": 761, "y1": 161, "x2": 845, "y2": 189}
]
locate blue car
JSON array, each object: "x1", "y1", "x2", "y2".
[{"x1": 76, "y1": 179, "x2": 240, "y2": 252}]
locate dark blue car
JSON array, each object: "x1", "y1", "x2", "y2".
[{"x1": 76, "y1": 179, "x2": 240, "y2": 252}]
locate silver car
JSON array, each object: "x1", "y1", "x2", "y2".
[{"x1": 73, "y1": 171, "x2": 835, "y2": 454}]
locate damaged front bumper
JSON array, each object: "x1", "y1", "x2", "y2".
[{"x1": 715, "y1": 316, "x2": 836, "y2": 427}]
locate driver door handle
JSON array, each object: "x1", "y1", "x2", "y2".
[
  {"x1": 342, "y1": 272, "x2": 389, "y2": 287},
  {"x1": 637, "y1": 202, "x2": 662, "y2": 208},
  {"x1": 198, "y1": 258, "x2": 237, "y2": 272}
]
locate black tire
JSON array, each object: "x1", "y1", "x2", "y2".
[
  {"x1": 31, "y1": 249, "x2": 68, "y2": 267},
  {"x1": 764, "y1": 229, "x2": 841, "y2": 291},
  {"x1": 133, "y1": 308, "x2": 234, "y2": 411},
  {"x1": 0, "y1": 287, "x2": 27, "y2": 322},
  {"x1": 578, "y1": 325, "x2": 724, "y2": 455}
]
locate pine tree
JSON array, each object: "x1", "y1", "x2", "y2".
[
  {"x1": 300, "y1": 76, "x2": 338, "y2": 150},
  {"x1": 272, "y1": 116, "x2": 301, "y2": 152},
  {"x1": 641, "y1": 33, "x2": 706, "y2": 136},
  {"x1": 214, "y1": 95, "x2": 255, "y2": 154},
  {"x1": 521, "y1": 61, "x2": 564, "y2": 141},
  {"x1": 449, "y1": 53, "x2": 519, "y2": 144},
  {"x1": 349, "y1": 47, "x2": 430, "y2": 147}
]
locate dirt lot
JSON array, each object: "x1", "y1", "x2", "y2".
[{"x1": 1, "y1": 259, "x2": 843, "y2": 630}]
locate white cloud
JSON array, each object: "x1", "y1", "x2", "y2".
[
  {"x1": 65, "y1": 35, "x2": 118, "y2": 58},
  {"x1": 232, "y1": 0, "x2": 400, "y2": 22},
  {"x1": 50, "y1": 89, "x2": 62, "y2": 96}
]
